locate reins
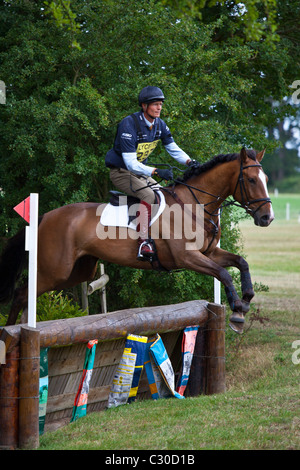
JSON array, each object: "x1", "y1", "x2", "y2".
[
  {"x1": 128, "y1": 157, "x2": 272, "y2": 245},
  {"x1": 165, "y1": 158, "x2": 272, "y2": 219}
]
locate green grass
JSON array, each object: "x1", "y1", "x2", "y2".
[
  {"x1": 38, "y1": 387, "x2": 299, "y2": 450},
  {"x1": 37, "y1": 195, "x2": 300, "y2": 451},
  {"x1": 269, "y1": 192, "x2": 300, "y2": 221},
  {"x1": 238, "y1": 193, "x2": 300, "y2": 301}
]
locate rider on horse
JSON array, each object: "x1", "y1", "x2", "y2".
[{"x1": 105, "y1": 86, "x2": 195, "y2": 261}]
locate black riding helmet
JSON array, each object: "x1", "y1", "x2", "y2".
[{"x1": 138, "y1": 86, "x2": 165, "y2": 106}]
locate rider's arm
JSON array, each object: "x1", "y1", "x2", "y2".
[
  {"x1": 123, "y1": 143, "x2": 191, "y2": 176},
  {"x1": 165, "y1": 142, "x2": 191, "y2": 166},
  {"x1": 160, "y1": 121, "x2": 190, "y2": 165},
  {"x1": 122, "y1": 152, "x2": 155, "y2": 177}
]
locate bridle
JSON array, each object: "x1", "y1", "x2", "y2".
[{"x1": 231, "y1": 159, "x2": 272, "y2": 217}]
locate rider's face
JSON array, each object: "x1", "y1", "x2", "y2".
[{"x1": 142, "y1": 101, "x2": 163, "y2": 121}]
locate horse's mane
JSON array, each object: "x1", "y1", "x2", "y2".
[{"x1": 178, "y1": 149, "x2": 257, "y2": 183}]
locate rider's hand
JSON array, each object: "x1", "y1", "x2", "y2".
[
  {"x1": 155, "y1": 168, "x2": 174, "y2": 180},
  {"x1": 187, "y1": 159, "x2": 201, "y2": 169}
]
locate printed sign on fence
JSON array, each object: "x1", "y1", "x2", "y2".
[
  {"x1": 149, "y1": 334, "x2": 184, "y2": 400},
  {"x1": 144, "y1": 336, "x2": 172, "y2": 399},
  {"x1": 176, "y1": 326, "x2": 199, "y2": 396},
  {"x1": 71, "y1": 340, "x2": 98, "y2": 422},
  {"x1": 39, "y1": 348, "x2": 49, "y2": 435},
  {"x1": 108, "y1": 334, "x2": 147, "y2": 408}
]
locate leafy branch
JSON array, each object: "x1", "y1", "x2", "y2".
[{"x1": 44, "y1": 0, "x2": 81, "y2": 49}]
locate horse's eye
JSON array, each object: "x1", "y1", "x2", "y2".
[{"x1": 248, "y1": 178, "x2": 256, "y2": 184}]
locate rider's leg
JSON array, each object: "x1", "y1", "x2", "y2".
[
  {"x1": 110, "y1": 168, "x2": 157, "y2": 204},
  {"x1": 110, "y1": 168, "x2": 158, "y2": 260}
]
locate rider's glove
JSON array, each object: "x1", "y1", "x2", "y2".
[
  {"x1": 187, "y1": 159, "x2": 201, "y2": 169},
  {"x1": 155, "y1": 168, "x2": 174, "y2": 180}
]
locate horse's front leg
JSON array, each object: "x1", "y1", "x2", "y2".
[{"x1": 207, "y1": 246, "x2": 255, "y2": 314}]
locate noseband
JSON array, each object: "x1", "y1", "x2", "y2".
[{"x1": 232, "y1": 160, "x2": 272, "y2": 216}]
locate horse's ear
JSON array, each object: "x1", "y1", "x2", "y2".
[
  {"x1": 240, "y1": 147, "x2": 248, "y2": 163},
  {"x1": 256, "y1": 149, "x2": 266, "y2": 162}
]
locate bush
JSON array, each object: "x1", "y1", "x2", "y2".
[{"x1": 37, "y1": 291, "x2": 87, "y2": 321}]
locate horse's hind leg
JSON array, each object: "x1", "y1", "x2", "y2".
[{"x1": 6, "y1": 285, "x2": 28, "y2": 325}]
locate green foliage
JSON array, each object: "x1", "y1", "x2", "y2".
[
  {"x1": 161, "y1": 0, "x2": 279, "y2": 42},
  {"x1": 36, "y1": 290, "x2": 87, "y2": 321},
  {"x1": 44, "y1": 0, "x2": 81, "y2": 49},
  {"x1": 104, "y1": 264, "x2": 215, "y2": 312},
  {"x1": 264, "y1": 111, "x2": 300, "y2": 190}
]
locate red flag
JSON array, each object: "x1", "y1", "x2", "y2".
[{"x1": 14, "y1": 196, "x2": 30, "y2": 223}]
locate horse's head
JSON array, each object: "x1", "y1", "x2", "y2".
[{"x1": 234, "y1": 148, "x2": 274, "y2": 227}]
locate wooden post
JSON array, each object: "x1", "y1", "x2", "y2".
[
  {"x1": 100, "y1": 263, "x2": 107, "y2": 314},
  {"x1": 18, "y1": 326, "x2": 40, "y2": 449},
  {"x1": 0, "y1": 346, "x2": 20, "y2": 449},
  {"x1": 188, "y1": 303, "x2": 226, "y2": 396},
  {"x1": 86, "y1": 264, "x2": 109, "y2": 314},
  {"x1": 81, "y1": 282, "x2": 89, "y2": 314},
  {"x1": 204, "y1": 303, "x2": 226, "y2": 394}
]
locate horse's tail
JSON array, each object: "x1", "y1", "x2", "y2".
[
  {"x1": 0, "y1": 216, "x2": 44, "y2": 304},
  {"x1": 0, "y1": 227, "x2": 28, "y2": 304}
]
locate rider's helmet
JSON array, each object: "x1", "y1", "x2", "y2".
[{"x1": 138, "y1": 86, "x2": 165, "y2": 106}]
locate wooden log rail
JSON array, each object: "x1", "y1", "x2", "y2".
[
  {"x1": 0, "y1": 300, "x2": 225, "y2": 450},
  {"x1": 1, "y1": 300, "x2": 209, "y2": 353}
]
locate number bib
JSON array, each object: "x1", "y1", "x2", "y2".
[{"x1": 136, "y1": 140, "x2": 160, "y2": 162}]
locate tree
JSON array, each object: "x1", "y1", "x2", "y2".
[
  {"x1": 161, "y1": 0, "x2": 279, "y2": 42},
  {"x1": 264, "y1": 108, "x2": 300, "y2": 190}
]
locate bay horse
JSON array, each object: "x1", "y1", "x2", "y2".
[{"x1": 0, "y1": 147, "x2": 274, "y2": 332}]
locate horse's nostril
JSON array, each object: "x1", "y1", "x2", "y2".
[{"x1": 259, "y1": 213, "x2": 273, "y2": 226}]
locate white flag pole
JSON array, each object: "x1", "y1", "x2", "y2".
[
  {"x1": 27, "y1": 193, "x2": 39, "y2": 328},
  {"x1": 214, "y1": 213, "x2": 221, "y2": 305}
]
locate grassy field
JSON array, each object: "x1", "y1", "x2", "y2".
[
  {"x1": 237, "y1": 193, "x2": 300, "y2": 324},
  {"x1": 37, "y1": 194, "x2": 300, "y2": 451},
  {"x1": 267, "y1": 193, "x2": 300, "y2": 220}
]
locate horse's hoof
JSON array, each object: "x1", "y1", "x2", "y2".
[
  {"x1": 242, "y1": 301, "x2": 250, "y2": 313},
  {"x1": 229, "y1": 312, "x2": 245, "y2": 323},
  {"x1": 229, "y1": 321, "x2": 244, "y2": 334}
]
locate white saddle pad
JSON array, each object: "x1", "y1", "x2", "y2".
[{"x1": 100, "y1": 191, "x2": 166, "y2": 230}]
